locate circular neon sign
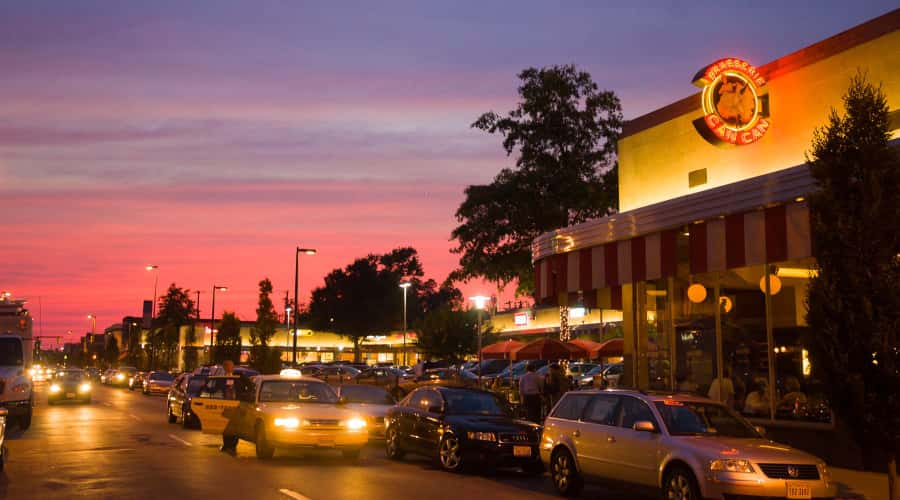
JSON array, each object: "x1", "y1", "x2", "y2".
[{"x1": 692, "y1": 58, "x2": 770, "y2": 146}]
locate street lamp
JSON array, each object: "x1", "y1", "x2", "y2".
[
  {"x1": 293, "y1": 247, "x2": 317, "y2": 366},
  {"x1": 146, "y1": 265, "x2": 159, "y2": 320},
  {"x1": 210, "y1": 285, "x2": 228, "y2": 350},
  {"x1": 87, "y1": 314, "x2": 96, "y2": 334},
  {"x1": 399, "y1": 282, "x2": 411, "y2": 366},
  {"x1": 469, "y1": 295, "x2": 490, "y2": 385}
]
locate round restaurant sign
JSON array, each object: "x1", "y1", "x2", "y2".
[{"x1": 692, "y1": 58, "x2": 770, "y2": 146}]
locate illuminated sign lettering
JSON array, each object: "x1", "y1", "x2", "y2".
[
  {"x1": 514, "y1": 312, "x2": 529, "y2": 326},
  {"x1": 692, "y1": 58, "x2": 770, "y2": 146}
]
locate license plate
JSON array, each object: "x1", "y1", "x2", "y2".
[
  {"x1": 66, "y1": 393, "x2": 75, "y2": 398},
  {"x1": 786, "y1": 483, "x2": 812, "y2": 499},
  {"x1": 513, "y1": 446, "x2": 531, "y2": 457},
  {"x1": 317, "y1": 438, "x2": 335, "y2": 447}
]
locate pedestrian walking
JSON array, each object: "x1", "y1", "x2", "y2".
[
  {"x1": 519, "y1": 362, "x2": 543, "y2": 423},
  {"x1": 545, "y1": 363, "x2": 567, "y2": 410},
  {"x1": 219, "y1": 360, "x2": 239, "y2": 453}
]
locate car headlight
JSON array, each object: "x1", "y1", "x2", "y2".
[
  {"x1": 709, "y1": 459, "x2": 755, "y2": 473},
  {"x1": 274, "y1": 417, "x2": 300, "y2": 429},
  {"x1": 79, "y1": 383, "x2": 91, "y2": 393},
  {"x1": 49, "y1": 384, "x2": 62, "y2": 393},
  {"x1": 344, "y1": 418, "x2": 367, "y2": 431},
  {"x1": 467, "y1": 431, "x2": 497, "y2": 442},
  {"x1": 116, "y1": 374, "x2": 125, "y2": 381}
]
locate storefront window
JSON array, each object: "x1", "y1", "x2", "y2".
[{"x1": 644, "y1": 279, "x2": 673, "y2": 390}]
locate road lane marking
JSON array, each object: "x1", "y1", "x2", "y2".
[
  {"x1": 103, "y1": 402, "x2": 113, "y2": 407},
  {"x1": 128, "y1": 413, "x2": 141, "y2": 421},
  {"x1": 168, "y1": 434, "x2": 192, "y2": 447},
  {"x1": 278, "y1": 489, "x2": 312, "y2": 500}
]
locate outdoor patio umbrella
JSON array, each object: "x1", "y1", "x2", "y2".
[
  {"x1": 592, "y1": 338, "x2": 624, "y2": 359},
  {"x1": 567, "y1": 339, "x2": 601, "y2": 358},
  {"x1": 481, "y1": 340, "x2": 525, "y2": 360},
  {"x1": 512, "y1": 338, "x2": 588, "y2": 361}
]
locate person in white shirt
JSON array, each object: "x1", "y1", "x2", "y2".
[
  {"x1": 519, "y1": 363, "x2": 543, "y2": 423},
  {"x1": 708, "y1": 365, "x2": 735, "y2": 407}
]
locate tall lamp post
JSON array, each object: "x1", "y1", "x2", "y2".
[
  {"x1": 210, "y1": 285, "x2": 228, "y2": 352},
  {"x1": 293, "y1": 247, "x2": 317, "y2": 366},
  {"x1": 469, "y1": 295, "x2": 490, "y2": 386},
  {"x1": 399, "y1": 282, "x2": 411, "y2": 366},
  {"x1": 87, "y1": 314, "x2": 96, "y2": 334},
  {"x1": 146, "y1": 265, "x2": 159, "y2": 319}
]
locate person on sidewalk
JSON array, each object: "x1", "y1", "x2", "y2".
[
  {"x1": 219, "y1": 360, "x2": 239, "y2": 454},
  {"x1": 519, "y1": 362, "x2": 543, "y2": 423}
]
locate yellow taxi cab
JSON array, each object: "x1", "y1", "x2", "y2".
[{"x1": 191, "y1": 370, "x2": 369, "y2": 459}]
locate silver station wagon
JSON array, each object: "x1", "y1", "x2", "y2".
[{"x1": 540, "y1": 389, "x2": 836, "y2": 500}]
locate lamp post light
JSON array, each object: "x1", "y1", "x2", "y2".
[
  {"x1": 469, "y1": 295, "x2": 490, "y2": 386},
  {"x1": 399, "y1": 282, "x2": 411, "y2": 366},
  {"x1": 146, "y1": 265, "x2": 159, "y2": 320},
  {"x1": 293, "y1": 247, "x2": 316, "y2": 366},
  {"x1": 210, "y1": 285, "x2": 228, "y2": 351}
]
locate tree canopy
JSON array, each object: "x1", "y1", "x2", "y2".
[
  {"x1": 251, "y1": 278, "x2": 282, "y2": 373},
  {"x1": 805, "y1": 73, "x2": 899, "y2": 490},
  {"x1": 215, "y1": 311, "x2": 242, "y2": 365},
  {"x1": 305, "y1": 247, "x2": 460, "y2": 361},
  {"x1": 150, "y1": 283, "x2": 196, "y2": 369},
  {"x1": 416, "y1": 306, "x2": 479, "y2": 364},
  {"x1": 451, "y1": 65, "x2": 622, "y2": 295}
]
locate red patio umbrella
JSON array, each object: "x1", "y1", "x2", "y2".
[
  {"x1": 481, "y1": 340, "x2": 525, "y2": 360},
  {"x1": 568, "y1": 339, "x2": 601, "y2": 355},
  {"x1": 592, "y1": 338, "x2": 624, "y2": 359},
  {"x1": 513, "y1": 338, "x2": 587, "y2": 361}
]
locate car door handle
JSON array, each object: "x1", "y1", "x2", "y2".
[
  {"x1": 194, "y1": 402, "x2": 204, "y2": 406},
  {"x1": 572, "y1": 430, "x2": 580, "y2": 438},
  {"x1": 606, "y1": 436, "x2": 616, "y2": 443}
]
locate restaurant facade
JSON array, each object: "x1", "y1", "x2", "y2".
[{"x1": 528, "y1": 8, "x2": 898, "y2": 446}]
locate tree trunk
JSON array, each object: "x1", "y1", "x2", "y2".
[{"x1": 889, "y1": 455, "x2": 899, "y2": 500}]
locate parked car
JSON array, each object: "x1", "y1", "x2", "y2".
[
  {"x1": 352, "y1": 367, "x2": 407, "y2": 399},
  {"x1": 540, "y1": 389, "x2": 836, "y2": 498},
  {"x1": 484, "y1": 360, "x2": 549, "y2": 388},
  {"x1": 385, "y1": 386, "x2": 543, "y2": 475},
  {"x1": 397, "y1": 368, "x2": 478, "y2": 396},
  {"x1": 143, "y1": 371, "x2": 175, "y2": 395},
  {"x1": 167, "y1": 373, "x2": 207, "y2": 428},
  {"x1": 466, "y1": 359, "x2": 508, "y2": 378},
  {"x1": 84, "y1": 367, "x2": 101, "y2": 382},
  {"x1": 577, "y1": 363, "x2": 623, "y2": 388},
  {"x1": 129, "y1": 371, "x2": 146, "y2": 391},
  {"x1": 336, "y1": 384, "x2": 396, "y2": 438},
  {"x1": 566, "y1": 362, "x2": 598, "y2": 378},
  {"x1": 191, "y1": 373, "x2": 369, "y2": 459},
  {"x1": 100, "y1": 369, "x2": 116, "y2": 385},
  {"x1": 48, "y1": 369, "x2": 92, "y2": 405}
]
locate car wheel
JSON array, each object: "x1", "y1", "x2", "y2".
[
  {"x1": 167, "y1": 405, "x2": 177, "y2": 424},
  {"x1": 181, "y1": 406, "x2": 191, "y2": 428},
  {"x1": 663, "y1": 466, "x2": 700, "y2": 500},
  {"x1": 438, "y1": 434, "x2": 463, "y2": 472},
  {"x1": 255, "y1": 424, "x2": 275, "y2": 459},
  {"x1": 342, "y1": 448, "x2": 361, "y2": 460},
  {"x1": 20, "y1": 399, "x2": 33, "y2": 429},
  {"x1": 551, "y1": 448, "x2": 583, "y2": 497},
  {"x1": 385, "y1": 425, "x2": 405, "y2": 460}
]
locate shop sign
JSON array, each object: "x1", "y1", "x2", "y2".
[
  {"x1": 692, "y1": 58, "x2": 770, "y2": 146},
  {"x1": 514, "y1": 312, "x2": 529, "y2": 326}
]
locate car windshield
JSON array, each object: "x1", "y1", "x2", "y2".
[
  {"x1": 150, "y1": 372, "x2": 174, "y2": 381},
  {"x1": 340, "y1": 385, "x2": 395, "y2": 405},
  {"x1": 444, "y1": 391, "x2": 510, "y2": 416},
  {"x1": 583, "y1": 366, "x2": 603, "y2": 377},
  {"x1": 60, "y1": 370, "x2": 84, "y2": 381},
  {"x1": 259, "y1": 380, "x2": 338, "y2": 403},
  {"x1": 187, "y1": 377, "x2": 207, "y2": 395},
  {"x1": 654, "y1": 401, "x2": 761, "y2": 438}
]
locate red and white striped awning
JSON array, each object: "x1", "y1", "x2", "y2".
[{"x1": 534, "y1": 201, "x2": 811, "y2": 308}]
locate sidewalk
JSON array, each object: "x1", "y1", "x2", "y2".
[{"x1": 832, "y1": 467, "x2": 891, "y2": 500}]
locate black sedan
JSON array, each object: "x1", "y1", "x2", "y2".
[
  {"x1": 48, "y1": 369, "x2": 92, "y2": 405},
  {"x1": 385, "y1": 386, "x2": 543, "y2": 475}
]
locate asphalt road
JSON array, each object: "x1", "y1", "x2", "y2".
[{"x1": 0, "y1": 383, "x2": 652, "y2": 500}]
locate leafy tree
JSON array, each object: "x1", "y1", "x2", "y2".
[
  {"x1": 251, "y1": 278, "x2": 281, "y2": 373},
  {"x1": 104, "y1": 336, "x2": 120, "y2": 366},
  {"x1": 215, "y1": 311, "x2": 243, "y2": 365},
  {"x1": 805, "y1": 73, "x2": 900, "y2": 497},
  {"x1": 416, "y1": 307, "x2": 479, "y2": 364},
  {"x1": 306, "y1": 247, "x2": 457, "y2": 361},
  {"x1": 149, "y1": 284, "x2": 196, "y2": 369},
  {"x1": 451, "y1": 64, "x2": 622, "y2": 295}
]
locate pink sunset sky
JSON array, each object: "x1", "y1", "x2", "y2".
[{"x1": 1, "y1": 1, "x2": 894, "y2": 345}]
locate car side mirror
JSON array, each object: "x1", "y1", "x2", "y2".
[
  {"x1": 632, "y1": 420, "x2": 656, "y2": 433},
  {"x1": 754, "y1": 425, "x2": 767, "y2": 437}
]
